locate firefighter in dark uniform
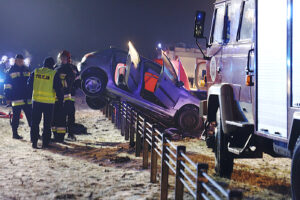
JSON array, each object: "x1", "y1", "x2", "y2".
[
  {"x1": 28, "y1": 57, "x2": 63, "y2": 148},
  {"x1": 4, "y1": 54, "x2": 32, "y2": 139},
  {"x1": 68, "y1": 58, "x2": 80, "y2": 139},
  {"x1": 52, "y1": 50, "x2": 75, "y2": 142}
]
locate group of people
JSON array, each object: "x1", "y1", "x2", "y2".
[{"x1": 3, "y1": 50, "x2": 80, "y2": 149}]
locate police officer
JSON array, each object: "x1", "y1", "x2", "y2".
[
  {"x1": 28, "y1": 57, "x2": 63, "y2": 148},
  {"x1": 4, "y1": 54, "x2": 32, "y2": 139},
  {"x1": 53, "y1": 50, "x2": 75, "y2": 142}
]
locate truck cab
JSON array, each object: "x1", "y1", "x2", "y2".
[{"x1": 194, "y1": 0, "x2": 300, "y2": 198}]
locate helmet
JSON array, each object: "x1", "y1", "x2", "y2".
[{"x1": 58, "y1": 50, "x2": 71, "y2": 63}]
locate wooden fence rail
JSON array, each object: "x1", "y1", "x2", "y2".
[{"x1": 104, "y1": 101, "x2": 243, "y2": 200}]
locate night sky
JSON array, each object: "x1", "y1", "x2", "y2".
[{"x1": 0, "y1": 0, "x2": 214, "y2": 67}]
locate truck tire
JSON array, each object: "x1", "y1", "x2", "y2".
[
  {"x1": 292, "y1": 137, "x2": 300, "y2": 200},
  {"x1": 215, "y1": 109, "x2": 234, "y2": 178},
  {"x1": 81, "y1": 70, "x2": 107, "y2": 97}
]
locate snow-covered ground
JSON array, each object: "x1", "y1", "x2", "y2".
[
  {"x1": 0, "y1": 92, "x2": 292, "y2": 199},
  {"x1": 0, "y1": 105, "x2": 167, "y2": 200}
]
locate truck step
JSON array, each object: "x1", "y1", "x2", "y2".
[{"x1": 226, "y1": 120, "x2": 253, "y2": 128}]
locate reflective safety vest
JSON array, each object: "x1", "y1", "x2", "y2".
[{"x1": 33, "y1": 67, "x2": 56, "y2": 104}]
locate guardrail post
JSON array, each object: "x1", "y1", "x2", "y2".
[
  {"x1": 111, "y1": 103, "x2": 115, "y2": 123},
  {"x1": 105, "y1": 103, "x2": 109, "y2": 118},
  {"x1": 129, "y1": 109, "x2": 135, "y2": 147},
  {"x1": 117, "y1": 101, "x2": 121, "y2": 129},
  {"x1": 228, "y1": 190, "x2": 243, "y2": 200},
  {"x1": 196, "y1": 163, "x2": 208, "y2": 200},
  {"x1": 121, "y1": 103, "x2": 125, "y2": 136},
  {"x1": 150, "y1": 125, "x2": 158, "y2": 183},
  {"x1": 135, "y1": 114, "x2": 142, "y2": 157},
  {"x1": 124, "y1": 105, "x2": 130, "y2": 140},
  {"x1": 161, "y1": 133, "x2": 170, "y2": 200},
  {"x1": 175, "y1": 146, "x2": 186, "y2": 200},
  {"x1": 142, "y1": 120, "x2": 149, "y2": 167}
]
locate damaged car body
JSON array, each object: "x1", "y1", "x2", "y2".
[{"x1": 79, "y1": 42, "x2": 206, "y2": 132}]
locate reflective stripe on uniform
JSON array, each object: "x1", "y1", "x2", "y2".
[
  {"x1": 71, "y1": 96, "x2": 75, "y2": 101},
  {"x1": 51, "y1": 127, "x2": 57, "y2": 132},
  {"x1": 12, "y1": 100, "x2": 26, "y2": 107},
  {"x1": 64, "y1": 94, "x2": 72, "y2": 101},
  {"x1": 4, "y1": 84, "x2": 12, "y2": 89},
  {"x1": 27, "y1": 99, "x2": 32, "y2": 104},
  {"x1": 23, "y1": 72, "x2": 30, "y2": 77},
  {"x1": 10, "y1": 72, "x2": 20, "y2": 79},
  {"x1": 56, "y1": 127, "x2": 66, "y2": 134}
]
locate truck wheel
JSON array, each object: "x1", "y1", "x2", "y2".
[
  {"x1": 81, "y1": 70, "x2": 107, "y2": 97},
  {"x1": 177, "y1": 105, "x2": 202, "y2": 133},
  {"x1": 214, "y1": 109, "x2": 234, "y2": 178},
  {"x1": 292, "y1": 137, "x2": 300, "y2": 200}
]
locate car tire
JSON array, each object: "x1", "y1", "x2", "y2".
[
  {"x1": 292, "y1": 136, "x2": 300, "y2": 200},
  {"x1": 177, "y1": 105, "x2": 202, "y2": 133},
  {"x1": 81, "y1": 70, "x2": 107, "y2": 97},
  {"x1": 86, "y1": 96, "x2": 107, "y2": 110},
  {"x1": 215, "y1": 109, "x2": 234, "y2": 178}
]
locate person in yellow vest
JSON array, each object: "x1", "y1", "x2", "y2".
[{"x1": 28, "y1": 57, "x2": 63, "y2": 149}]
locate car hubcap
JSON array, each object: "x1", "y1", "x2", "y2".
[{"x1": 85, "y1": 77, "x2": 102, "y2": 94}]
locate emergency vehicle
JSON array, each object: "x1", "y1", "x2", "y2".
[{"x1": 194, "y1": 0, "x2": 300, "y2": 198}]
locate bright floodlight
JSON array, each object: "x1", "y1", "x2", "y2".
[
  {"x1": 157, "y1": 43, "x2": 162, "y2": 49},
  {"x1": 1, "y1": 55, "x2": 8, "y2": 63},
  {"x1": 24, "y1": 58, "x2": 31, "y2": 67},
  {"x1": 9, "y1": 58, "x2": 15, "y2": 66}
]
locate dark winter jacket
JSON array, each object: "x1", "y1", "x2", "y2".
[
  {"x1": 54, "y1": 63, "x2": 75, "y2": 96},
  {"x1": 70, "y1": 64, "x2": 80, "y2": 96},
  {"x1": 4, "y1": 65, "x2": 31, "y2": 101}
]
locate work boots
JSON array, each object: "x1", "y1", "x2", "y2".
[{"x1": 12, "y1": 130, "x2": 23, "y2": 140}]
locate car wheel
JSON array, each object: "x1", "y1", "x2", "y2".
[
  {"x1": 177, "y1": 105, "x2": 202, "y2": 133},
  {"x1": 292, "y1": 136, "x2": 300, "y2": 200},
  {"x1": 214, "y1": 109, "x2": 234, "y2": 178},
  {"x1": 81, "y1": 70, "x2": 107, "y2": 97},
  {"x1": 86, "y1": 96, "x2": 107, "y2": 110}
]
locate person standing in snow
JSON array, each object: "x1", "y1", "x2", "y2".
[
  {"x1": 4, "y1": 54, "x2": 32, "y2": 139},
  {"x1": 52, "y1": 50, "x2": 75, "y2": 142},
  {"x1": 28, "y1": 57, "x2": 63, "y2": 149}
]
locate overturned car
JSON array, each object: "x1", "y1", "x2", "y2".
[{"x1": 79, "y1": 42, "x2": 205, "y2": 132}]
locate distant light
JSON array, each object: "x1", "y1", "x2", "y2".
[
  {"x1": 197, "y1": 13, "x2": 202, "y2": 20},
  {"x1": 9, "y1": 58, "x2": 15, "y2": 66},
  {"x1": 1, "y1": 55, "x2": 8, "y2": 63},
  {"x1": 24, "y1": 58, "x2": 31, "y2": 67},
  {"x1": 157, "y1": 43, "x2": 162, "y2": 49}
]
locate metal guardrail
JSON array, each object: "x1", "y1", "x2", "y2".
[{"x1": 101, "y1": 101, "x2": 243, "y2": 200}]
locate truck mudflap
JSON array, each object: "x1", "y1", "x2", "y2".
[
  {"x1": 288, "y1": 112, "x2": 300, "y2": 154},
  {"x1": 206, "y1": 83, "x2": 251, "y2": 135}
]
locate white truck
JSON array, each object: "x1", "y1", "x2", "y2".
[{"x1": 194, "y1": 0, "x2": 299, "y2": 198}]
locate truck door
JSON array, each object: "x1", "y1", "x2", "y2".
[
  {"x1": 257, "y1": 0, "x2": 288, "y2": 138},
  {"x1": 206, "y1": 2, "x2": 226, "y2": 85}
]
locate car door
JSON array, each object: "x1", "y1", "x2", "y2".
[
  {"x1": 125, "y1": 42, "x2": 142, "y2": 93},
  {"x1": 154, "y1": 52, "x2": 182, "y2": 108}
]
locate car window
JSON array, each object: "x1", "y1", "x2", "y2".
[
  {"x1": 143, "y1": 61, "x2": 162, "y2": 75},
  {"x1": 224, "y1": 4, "x2": 232, "y2": 43},
  {"x1": 162, "y1": 53, "x2": 178, "y2": 83},
  {"x1": 211, "y1": 4, "x2": 225, "y2": 44},
  {"x1": 239, "y1": 0, "x2": 255, "y2": 40}
]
